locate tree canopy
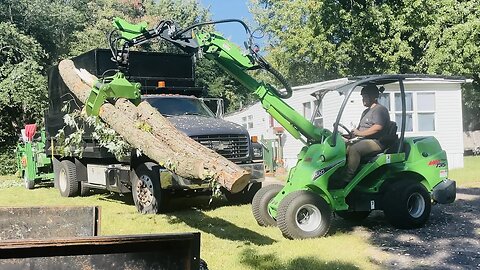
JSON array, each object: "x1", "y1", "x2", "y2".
[{"x1": 250, "y1": 0, "x2": 480, "y2": 129}]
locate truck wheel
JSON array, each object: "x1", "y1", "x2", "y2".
[
  {"x1": 224, "y1": 182, "x2": 262, "y2": 204},
  {"x1": 132, "y1": 162, "x2": 167, "y2": 214},
  {"x1": 58, "y1": 160, "x2": 79, "y2": 197},
  {"x1": 252, "y1": 184, "x2": 283, "y2": 227},
  {"x1": 23, "y1": 172, "x2": 35, "y2": 190},
  {"x1": 277, "y1": 190, "x2": 332, "y2": 239},
  {"x1": 383, "y1": 181, "x2": 431, "y2": 229},
  {"x1": 199, "y1": 259, "x2": 209, "y2": 270},
  {"x1": 336, "y1": 211, "x2": 370, "y2": 222}
]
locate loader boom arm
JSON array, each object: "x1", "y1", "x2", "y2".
[{"x1": 112, "y1": 18, "x2": 329, "y2": 144}]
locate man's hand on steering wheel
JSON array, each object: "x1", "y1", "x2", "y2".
[{"x1": 336, "y1": 123, "x2": 354, "y2": 139}]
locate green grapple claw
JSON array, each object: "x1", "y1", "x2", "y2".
[
  {"x1": 113, "y1": 17, "x2": 148, "y2": 41},
  {"x1": 85, "y1": 72, "x2": 141, "y2": 116}
]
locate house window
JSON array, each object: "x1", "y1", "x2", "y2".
[
  {"x1": 378, "y1": 93, "x2": 390, "y2": 110},
  {"x1": 303, "y1": 102, "x2": 312, "y2": 119},
  {"x1": 241, "y1": 116, "x2": 247, "y2": 128},
  {"x1": 313, "y1": 100, "x2": 323, "y2": 127},
  {"x1": 248, "y1": 115, "x2": 254, "y2": 129},
  {"x1": 382, "y1": 92, "x2": 436, "y2": 132},
  {"x1": 394, "y1": 93, "x2": 413, "y2": 132},
  {"x1": 417, "y1": 93, "x2": 435, "y2": 131}
]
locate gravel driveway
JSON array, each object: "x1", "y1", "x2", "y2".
[{"x1": 332, "y1": 185, "x2": 480, "y2": 269}]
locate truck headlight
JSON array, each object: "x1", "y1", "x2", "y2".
[{"x1": 253, "y1": 147, "x2": 262, "y2": 158}]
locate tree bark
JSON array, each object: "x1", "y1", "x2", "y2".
[{"x1": 58, "y1": 59, "x2": 250, "y2": 193}]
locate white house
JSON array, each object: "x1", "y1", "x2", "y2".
[{"x1": 225, "y1": 76, "x2": 466, "y2": 169}]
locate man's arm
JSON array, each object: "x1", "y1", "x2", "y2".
[{"x1": 352, "y1": 124, "x2": 383, "y2": 137}]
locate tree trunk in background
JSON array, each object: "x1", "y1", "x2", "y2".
[{"x1": 57, "y1": 59, "x2": 250, "y2": 193}]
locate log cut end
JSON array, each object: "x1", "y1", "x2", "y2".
[{"x1": 220, "y1": 170, "x2": 251, "y2": 193}]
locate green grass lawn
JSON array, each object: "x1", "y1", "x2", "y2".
[
  {"x1": 449, "y1": 156, "x2": 480, "y2": 187},
  {"x1": 0, "y1": 178, "x2": 382, "y2": 270},
  {"x1": 0, "y1": 156, "x2": 478, "y2": 269}
]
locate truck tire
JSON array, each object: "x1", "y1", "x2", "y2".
[
  {"x1": 336, "y1": 211, "x2": 370, "y2": 222},
  {"x1": 58, "y1": 159, "x2": 79, "y2": 197},
  {"x1": 224, "y1": 182, "x2": 262, "y2": 204},
  {"x1": 23, "y1": 172, "x2": 35, "y2": 190},
  {"x1": 199, "y1": 258, "x2": 209, "y2": 270},
  {"x1": 383, "y1": 180, "x2": 431, "y2": 229},
  {"x1": 252, "y1": 184, "x2": 283, "y2": 227},
  {"x1": 132, "y1": 162, "x2": 167, "y2": 214},
  {"x1": 277, "y1": 190, "x2": 332, "y2": 239}
]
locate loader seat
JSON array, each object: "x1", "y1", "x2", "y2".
[{"x1": 360, "y1": 121, "x2": 398, "y2": 163}]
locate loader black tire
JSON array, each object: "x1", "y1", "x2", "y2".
[
  {"x1": 383, "y1": 180, "x2": 431, "y2": 229},
  {"x1": 252, "y1": 184, "x2": 283, "y2": 227},
  {"x1": 277, "y1": 190, "x2": 332, "y2": 239},
  {"x1": 132, "y1": 162, "x2": 167, "y2": 214},
  {"x1": 58, "y1": 159, "x2": 79, "y2": 197}
]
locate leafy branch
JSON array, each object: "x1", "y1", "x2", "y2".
[{"x1": 56, "y1": 102, "x2": 131, "y2": 160}]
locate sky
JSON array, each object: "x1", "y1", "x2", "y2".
[{"x1": 198, "y1": 0, "x2": 258, "y2": 47}]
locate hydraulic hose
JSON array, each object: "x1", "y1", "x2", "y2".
[{"x1": 262, "y1": 61, "x2": 292, "y2": 99}]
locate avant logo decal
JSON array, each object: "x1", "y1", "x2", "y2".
[
  {"x1": 312, "y1": 160, "x2": 344, "y2": 180},
  {"x1": 428, "y1": 159, "x2": 447, "y2": 168}
]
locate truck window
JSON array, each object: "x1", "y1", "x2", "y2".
[{"x1": 144, "y1": 97, "x2": 216, "y2": 117}]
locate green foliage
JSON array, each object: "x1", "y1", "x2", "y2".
[
  {"x1": 0, "y1": 147, "x2": 17, "y2": 175},
  {"x1": 251, "y1": 0, "x2": 427, "y2": 84},
  {"x1": 462, "y1": 80, "x2": 480, "y2": 130},
  {"x1": 0, "y1": 22, "x2": 47, "y2": 145},
  {"x1": 250, "y1": 0, "x2": 480, "y2": 129},
  {"x1": 196, "y1": 58, "x2": 255, "y2": 112},
  {"x1": 0, "y1": 0, "x2": 87, "y2": 64},
  {"x1": 57, "y1": 108, "x2": 132, "y2": 160}
]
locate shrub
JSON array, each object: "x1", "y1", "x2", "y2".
[{"x1": 0, "y1": 147, "x2": 17, "y2": 175}]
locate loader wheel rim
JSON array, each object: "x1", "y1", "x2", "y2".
[
  {"x1": 407, "y1": 192, "x2": 425, "y2": 218},
  {"x1": 136, "y1": 175, "x2": 154, "y2": 207},
  {"x1": 295, "y1": 204, "x2": 322, "y2": 232},
  {"x1": 59, "y1": 169, "x2": 67, "y2": 192}
]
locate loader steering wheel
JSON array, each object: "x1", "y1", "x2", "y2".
[{"x1": 335, "y1": 122, "x2": 353, "y2": 139}]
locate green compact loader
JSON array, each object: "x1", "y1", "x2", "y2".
[{"x1": 251, "y1": 76, "x2": 456, "y2": 239}]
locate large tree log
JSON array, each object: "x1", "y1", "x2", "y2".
[{"x1": 58, "y1": 60, "x2": 250, "y2": 193}]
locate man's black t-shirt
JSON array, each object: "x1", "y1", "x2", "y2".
[{"x1": 357, "y1": 104, "x2": 390, "y2": 139}]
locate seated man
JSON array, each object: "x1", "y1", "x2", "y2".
[{"x1": 342, "y1": 84, "x2": 390, "y2": 185}]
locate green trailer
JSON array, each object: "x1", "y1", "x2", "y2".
[{"x1": 15, "y1": 125, "x2": 54, "y2": 189}]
